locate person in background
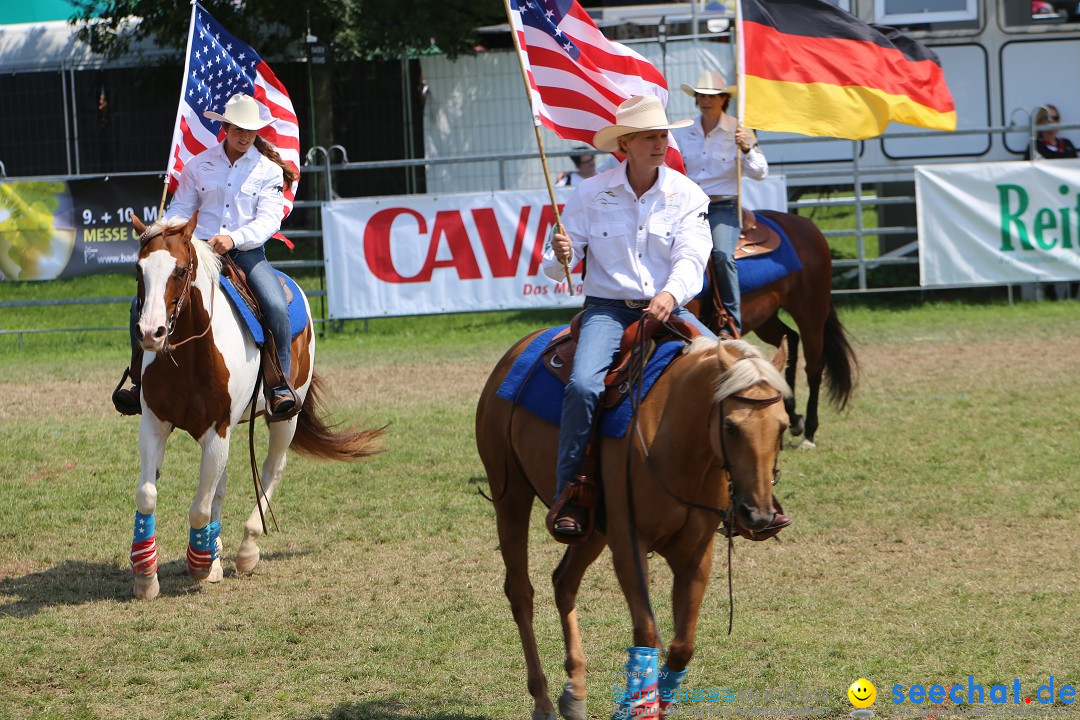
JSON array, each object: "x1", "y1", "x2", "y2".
[
  {"x1": 556, "y1": 147, "x2": 598, "y2": 186},
  {"x1": 1026, "y1": 104, "x2": 1077, "y2": 160},
  {"x1": 672, "y1": 70, "x2": 768, "y2": 336}
]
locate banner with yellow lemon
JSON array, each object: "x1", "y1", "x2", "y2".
[{"x1": 0, "y1": 176, "x2": 159, "y2": 281}]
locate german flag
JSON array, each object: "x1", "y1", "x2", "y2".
[{"x1": 738, "y1": 0, "x2": 956, "y2": 139}]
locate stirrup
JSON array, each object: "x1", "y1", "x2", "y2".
[
  {"x1": 266, "y1": 383, "x2": 301, "y2": 422},
  {"x1": 111, "y1": 368, "x2": 142, "y2": 416}
]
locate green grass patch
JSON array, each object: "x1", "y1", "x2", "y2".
[{"x1": 2, "y1": 288, "x2": 1080, "y2": 719}]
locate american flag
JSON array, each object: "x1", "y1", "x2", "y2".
[
  {"x1": 166, "y1": 2, "x2": 300, "y2": 217},
  {"x1": 508, "y1": 0, "x2": 685, "y2": 172}
]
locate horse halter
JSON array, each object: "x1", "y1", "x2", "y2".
[
  {"x1": 718, "y1": 388, "x2": 784, "y2": 488},
  {"x1": 138, "y1": 228, "x2": 213, "y2": 356}
]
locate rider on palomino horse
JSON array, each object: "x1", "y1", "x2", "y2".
[
  {"x1": 543, "y1": 96, "x2": 721, "y2": 542},
  {"x1": 113, "y1": 93, "x2": 301, "y2": 421}
]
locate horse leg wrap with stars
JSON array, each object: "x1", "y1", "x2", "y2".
[
  {"x1": 186, "y1": 520, "x2": 221, "y2": 577},
  {"x1": 131, "y1": 511, "x2": 158, "y2": 577},
  {"x1": 612, "y1": 646, "x2": 659, "y2": 719},
  {"x1": 658, "y1": 664, "x2": 688, "y2": 718}
]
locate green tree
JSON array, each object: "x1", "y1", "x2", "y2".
[{"x1": 71, "y1": 0, "x2": 503, "y2": 62}]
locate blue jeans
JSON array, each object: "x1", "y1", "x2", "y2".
[
  {"x1": 707, "y1": 199, "x2": 741, "y2": 334},
  {"x1": 128, "y1": 246, "x2": 291, "y2": 378},
  {"x1": 554, "y1": 298, "x2": 714, "y2": 496},
  {"x1": 230, "y1": 247, "x2": 291, "y2": 378}
]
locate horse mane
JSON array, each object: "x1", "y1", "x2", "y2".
[{"x1": 684, "y1": 337, "x2": 792, "y2": 401}]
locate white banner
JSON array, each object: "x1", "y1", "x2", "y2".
[
  {"x1": 917, "y1": 160, "x2": 1080, "y2": 286},
  {"x1": 323, "y1": 177, "x2": 787, "y2": 319}
]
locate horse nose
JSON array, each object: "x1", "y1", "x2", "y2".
[
  {"x1": 737, "y1": 502, "x2": 774, "y2": 532},
  {"x1": 138, "y1": 323, "x2": 167, "y2": 349}
]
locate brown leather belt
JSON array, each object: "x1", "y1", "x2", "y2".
[{"x1": 623, "y1": 299, "x2": 650, "y2": 309}]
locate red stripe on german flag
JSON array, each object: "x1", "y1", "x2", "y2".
[{"x1": 740, "y1": 0, "x2": 955, "y2": 139}]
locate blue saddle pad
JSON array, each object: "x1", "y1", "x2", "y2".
[
  {"x1": 219, "y1": 271, "x2": 307, "y2": 346},
  {"x1": 495, "y1": 326, "x2": 686, "y2": 438},
  {"x1": 737, "y1": 212, "x2": 803, "y2": 295}
]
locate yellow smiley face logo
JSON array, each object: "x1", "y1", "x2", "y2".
[{"x1": 848, "y1": 678, "x2": 876, "y2": 708}]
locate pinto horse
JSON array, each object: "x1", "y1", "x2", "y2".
[
  {"x1": 127, "y1": 214, "x2": 383, "y2": 600},
  {"x1": 476, "y1": 333, "x2": 790, "y2": 720},
  {"x1": 691, "y1": 210, "x2": 858, "y2": 448}
]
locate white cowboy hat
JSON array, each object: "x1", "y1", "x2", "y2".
[
  {"x1": 593, "y1": 95, "x2": 692, "y2": 153},
  {"x1": 203, "y1": 93, "x2": 276, "y2": 130},
  {"x1": 680, "y1": 70, "x2": 737, "y2": 98}
]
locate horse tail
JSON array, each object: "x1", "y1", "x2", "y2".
[
  {"x1": 822, "y1": 304, "x2": 858, "y2": 410},
  {"x1": 290, "y1": 373, "x2": 387, "y2": 461}
]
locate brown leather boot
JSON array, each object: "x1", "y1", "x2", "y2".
[
  {"x1": 111, "y1": 347, "x2": 144, "y2": 416},
  {"x1": 545, "y1": 474, "x2": 598, "y2": 545},
  {"x1": 261, "y1": 334, "x2": 301, "y2": 422}
]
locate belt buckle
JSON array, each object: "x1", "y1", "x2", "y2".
[{"x1": 624, "y1": 299, "x2": 649, "y2": 309}]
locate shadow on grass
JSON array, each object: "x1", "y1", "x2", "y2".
[
  {"x1": 308, "y1": 698, "x2": 493, "y2": 720},
  {"x1": 0, "y1": 549, "x2": 309, "y2": 616}
]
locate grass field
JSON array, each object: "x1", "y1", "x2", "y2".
[{"x1": 2, "y1": 281, "x2": 1080, "y2": 720}]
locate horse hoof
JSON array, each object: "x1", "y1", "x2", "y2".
[
  {"x1": 790, "y1": 418, "x2": 805, "y2": 437},
  {"x1": 235, "y1": 547, "x2": 260, "y2": 574},
  {"x1": 206, "y1": 559, "x2": 224, "y2": 583},
  {"x1": 133, "y1": 574, "x2": 160, "y2": 601},
  {"x1": 558, "y1": 684, "x2": 587, "y2": 720},
  {"x1": 796, "y1": 438, "x2": 816, "y2": 450},
  {"x1": 532, "y1": 711, "x2": 557, "y2": 720}
]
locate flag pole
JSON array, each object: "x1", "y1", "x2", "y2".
[
  {"x1": 160, "y1": 0, "x2": 200, "y2": 218},
  {"x1": 502, "y1": 0, "x2": 575, "y2": 295},
  {"x1": 734, "y1": 0, "x2": 744, "y2": 235}
]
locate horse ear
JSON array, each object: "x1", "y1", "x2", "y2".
[
  {"x1": 183, "y1": 212, "x2": 199, "y2": 239},
  {"x1": 716, "y1": 339, "x2": 738, "y2": 373},
  {"x1": 131, "y1": 213, "x2": 147, "y2": 235},
  {"x1": 772, "y1": 337, "x2": 789, "y2": 373}
]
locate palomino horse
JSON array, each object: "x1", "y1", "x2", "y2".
[
  {"x1": 691, "y1": 210, "x2": 858, "y2": 449},
  {"x1": 476, "y1": 332, "x2": 790, "y2": 720},
  {"x1": 128, "y1": 214, "x2": 383, "y2": 600}
]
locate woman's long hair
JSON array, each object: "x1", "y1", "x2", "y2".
[{"x1": 254, "y1": 135, "x2": 299, "y2": 191}]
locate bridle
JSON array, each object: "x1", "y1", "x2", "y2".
[{"x1": 137, "y1": 229, "x2": 216, "y2": 358}]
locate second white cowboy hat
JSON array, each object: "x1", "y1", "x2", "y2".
[
  {"x1": 680, "y1": 70, "x2": 737, "y2": 98},
  {"x1": 203, "y1": 93, "x2": 276, "y2": 130},
  {"x1": 593, "y1": 95, "x2": 692, "y2": 153}
]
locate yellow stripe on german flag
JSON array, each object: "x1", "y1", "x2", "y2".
[{"x1": 740, "y1": 0, "x2": 956, "y2": 140}]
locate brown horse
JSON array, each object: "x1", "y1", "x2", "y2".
[
  {"x1": 127, "y1": 215, "x2": 384, "y2": 600},
  {"x1": 691, "y1": 210, "x2": 858, "y2": 448},
  {"x1": 476, "y1": 333, "x2": 791, "y2": 720}
]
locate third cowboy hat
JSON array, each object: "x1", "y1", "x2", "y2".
[
  {"x1": 592, "y1": 95, "x2": 692, "y2": 153},
  {"x1": 680, "y1": 70, "x2": 737, "y2": 98},
  {"x1": 203, "y1": 93, "x2": 276, "y2": 130}
]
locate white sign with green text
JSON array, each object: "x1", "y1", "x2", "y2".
[{"x1": 916, "y1": 159, "x2": 1080, "y2": 286}]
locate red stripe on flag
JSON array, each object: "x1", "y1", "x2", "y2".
[{"x1": 743, "y1": 20, "x2": 953, "y2": 114}]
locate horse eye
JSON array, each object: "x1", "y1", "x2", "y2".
[{"x1": 174, "y1": 267, "x2": 187, "y2": 279}]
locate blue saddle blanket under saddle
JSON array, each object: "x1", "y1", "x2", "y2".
[
  {"x1": 495, "y1": 326, "x2": 686, "y2": 438},
  {"x1": 736, "y1": 212, "x2": 803, "y2": 295},
  {"x1": 219, "y1": 271, "x2": 307, "y2": 346}
]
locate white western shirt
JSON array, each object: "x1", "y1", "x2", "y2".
[
  {"x1": 542, "y1": 162, "x2": 711, "y2": 307},
  {"x1": 672, "y1": 112, "x2": 768, "y2": 196},
  {"x1": 165, "y1": 143, "x2": 285, "y2": 252}
]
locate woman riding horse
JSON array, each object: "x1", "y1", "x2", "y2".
[
  {"x1": 542, "y1": 95, "x2": 716, "y2": 542},
  {"x1": 113, "y1": 93, "x2": 300, "y2": 421}
]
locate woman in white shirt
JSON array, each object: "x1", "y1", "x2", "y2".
[
  {"x1": 672, "y1": 71, "x2": 768, "y2": 336},
  {"x1": 541, "y1": 95, "x2": 714, "y2": 542},
  {"x1": 113, "y1": 94, "x2": 300, "y2": 420}
]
